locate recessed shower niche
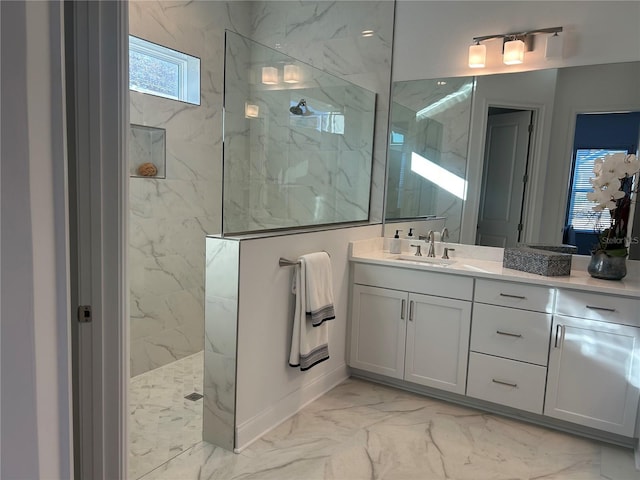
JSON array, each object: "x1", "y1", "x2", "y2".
[
  {"x1": 222, "y1": 30, "x2": 377, "y2": 234},
  {"x1": 129, "y1": 123, "x2": 166, "y2": 178}
]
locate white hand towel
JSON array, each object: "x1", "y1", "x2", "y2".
[
  {"x1": 302, "y1": 252, "x2": 335, "y2": 327},
  {"x1": 288, "y1": 253, "x2": 333, "y2": 371}
]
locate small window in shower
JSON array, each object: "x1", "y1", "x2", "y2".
[{"x1": 129, "y1": 35, "x2": 201, "y2": 105}]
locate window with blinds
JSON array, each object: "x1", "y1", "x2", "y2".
[{"x1": 566, "y1": 149, "x2": 627, "y2": 231}]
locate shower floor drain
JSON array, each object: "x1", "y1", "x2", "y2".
[{"x1": 184, "y1": 392, "x2": 203, "y2": 401}]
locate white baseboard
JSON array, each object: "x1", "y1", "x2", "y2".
[{"x1": 234, "y1": 364, "x2": 349, "y2": 452}]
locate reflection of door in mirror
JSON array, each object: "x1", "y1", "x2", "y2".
[{"x1": 476, "y1": 109, "x2": 534, "y2": 247}]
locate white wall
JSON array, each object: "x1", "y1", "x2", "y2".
[
  {"x1": 234, "y1": 224, "x2": 381, "y2": 450},
  {"x1": 393, "y1": 1, "x2": 640, "y2": 80},
  {"x1": 1, "y1": 1, "x2": 73, "y2": 478}
]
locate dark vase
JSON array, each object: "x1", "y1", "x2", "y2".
[{"x1": 588, "y1": 251, "x2": 627, "y2": 280}]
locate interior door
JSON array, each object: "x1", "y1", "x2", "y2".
[{"x1": 476, "y1": 110, "x2": 532, "y2": 247}]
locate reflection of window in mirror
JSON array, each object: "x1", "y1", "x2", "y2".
[
  {"x1": 565, "y1": 112, "x2": 640, "y2": 254},
  {"x1": 129, "y1": 35, "x2": 201, "y2": 105}
]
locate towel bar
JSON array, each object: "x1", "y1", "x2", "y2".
[
  {"x1": 278, "y1": 251, "x2": 331, "y2": 267},
  {"x1": 279, "y1": 258, "x2": 300, "y2": 267}
]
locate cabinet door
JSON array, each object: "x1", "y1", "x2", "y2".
[
  {"x1": 404, "y1": 293, "x2": 471, "y2": 394},
  {"x1": 545, "y1": 315, "x2": 640, "y2": 436},
  {"x1": 349, "y1": 285, "x2": 407, "y2": 379}
]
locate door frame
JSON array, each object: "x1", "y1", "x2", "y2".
[{"x1": 68, "y1": 2, "x2": 129, "y2": 478}]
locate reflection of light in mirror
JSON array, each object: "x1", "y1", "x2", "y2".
[
  {"x1": 410, "y1": 152, "x2": 467, "y2": 200},
  {"x1": 570, "y1": 327, "x2": 639, "y2": 388},
  {"x1": 244, "y1": 102, "x2": 259, "y2": 118},
  {"x1": 415, "y1": 82, "x2": 473, "y2": 120}
]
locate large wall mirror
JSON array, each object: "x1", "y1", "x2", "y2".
[
  {"x1": 386, "y1": 77, "x2": 474, "y2": 242},
  {"x1": 384, "y1": 61, "x2": 640, "y2": 256}
]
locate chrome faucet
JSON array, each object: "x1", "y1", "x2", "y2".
[
  {"x1": 441, "y1": 227, "x2": 449, "y2": 242},
  {"x1": 427, "y1": 231, "x2": 436, "y2": 257}
]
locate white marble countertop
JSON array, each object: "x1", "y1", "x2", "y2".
[{"x1": 349, "y1": 238, "x2": 640, "y2": 298}]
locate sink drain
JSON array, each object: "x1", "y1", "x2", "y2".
[{"x1": 184, "y1": 392, "x2": 203, "y2": 401}]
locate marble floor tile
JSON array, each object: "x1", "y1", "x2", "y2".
[
  {"x1": 129, "y1": 350, "x2": 204, "y2": 480},
  {"x1": 139, "y1": 377, "x2": 639, "y2": 480}
]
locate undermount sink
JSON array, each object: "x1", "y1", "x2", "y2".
[{"x1": 398, "y1": 255, "x2": 456, "y2": 266}]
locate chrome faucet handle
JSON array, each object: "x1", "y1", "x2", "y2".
[
  {"x1": 427, "y1": 231, "x2": 436, "y2": 257},
  {"x1": 410, "y1": 244, "x2": 422, "y2": 256},
  {"x1": 442, "y1": 247, "x2": 455, "y2": 259}
]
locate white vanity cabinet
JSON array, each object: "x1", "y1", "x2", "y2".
[
  {"x1": 349, "y1": 284, "x2": 407, "y2": 379},
  {"x1": 349, "y1": 264, "x2": 473, "y2": 394},
  {"x1": 348, "y1": 247, "x2": 640, "y2": 444},
  {"x1": 544, "y1": 290, "x2": 640, "y2": 436},
  {"x1": 466, "y1": 279, "x2": 554, "y2": 414}
]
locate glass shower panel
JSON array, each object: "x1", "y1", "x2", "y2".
[{"x1": 223, "y1": 31, "x2": 376, "y2": 234}]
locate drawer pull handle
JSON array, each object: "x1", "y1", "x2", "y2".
[
  {"x1": 401, "y1": 299, "x2": 406, "y2": 320},
  {"x1": 499, "y1": 293, "x2": 526, "y2": 300},
  {"x1": 409, "y1": 300, "x2": 414, "y2": 322},
  {"x1": 586, "y1": 305, "x2": 616, "y2": 313},
  {"x1": 496, "y1": 330, "x2": 522, "y2": 338},
  {"x1": 492, "y1": 379, "x2": 518, "y2": 388},
  {"x1": 554, "y1": 324, "x2": 565, "y2": 348}
]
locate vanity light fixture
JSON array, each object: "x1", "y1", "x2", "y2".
[
  {"x1": 261, "y1": 66, "x2": 278, "y2": 85},
  {"x1": 361, "y1": 29, "x2": 374, "y2": 37},
  {"x1": 283, "y1": 64, "x2": 300, "y2": 83},
  {"x1": 468, "y1": 26, "x2": 562, "y2": 68}
]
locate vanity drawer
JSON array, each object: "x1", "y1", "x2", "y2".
[
  {"x1": 555, "y1": 289, "x2": 640, "y2": 327},
  {"x1": 466, "y1": 352, "x2": 547, "y2": 414},
  {"x1": 470, "y1": 304, "x2": 551, "y2": 366},
  {"x1": 352, "y1": 263, "x2": 473, "y2": 301},
  {"x1": 474, "y1": 279, "x2": 555, "y2": 313}
]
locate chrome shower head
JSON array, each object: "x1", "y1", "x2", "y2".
[{"x1": 289, "y1": 99, "x2": 307, "y2": 116}]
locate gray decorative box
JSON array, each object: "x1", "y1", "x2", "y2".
[{"x1": 503, "y1": 247, "x2": 573, "y2": 276}]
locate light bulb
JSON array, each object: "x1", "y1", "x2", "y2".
[
  {"x1": 283, "y1": 64, "x2": 300, "y2": 83},
  {"x1": 245, "y1": 103, "x2": 259, "y2": 118},
  {"x1": 503, "y1": 39, "x2": 525, "y2": 65},
  {"x1": 468, "y1": 43, "x2": 486, "y2": 68},
  {"x1": 545, "y1": 33, "x2": 563, "y2": 59},
  {"x1": 261, "y1": 66, "x2": 278, "y2": 85}
]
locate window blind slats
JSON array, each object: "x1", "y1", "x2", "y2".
[{"x1": 567, "y1": 149, "x2": 626, "y2": 231}]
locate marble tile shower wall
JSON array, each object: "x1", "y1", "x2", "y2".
[
  {"x1": 128, "y1": 1, "x2": 394, "y2": 375},
  {"x1": 128, "y1": 1, "x2": 252, "y2": 376}
]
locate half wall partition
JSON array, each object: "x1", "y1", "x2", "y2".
[{"x1": 203, "y1": 32, "x2": 377, "y2": 452}]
